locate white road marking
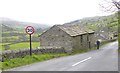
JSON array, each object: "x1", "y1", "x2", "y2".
[{"x1": 72, "y1": 57, "x2": 92, "y2": 66}]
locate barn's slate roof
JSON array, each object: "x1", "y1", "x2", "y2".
[{"x1": 57, "y1": 25, "x2": 95, "y2": 36}]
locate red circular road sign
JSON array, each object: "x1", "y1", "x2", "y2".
[{"x1": 25, "y1": 26, "x2": 35, "y2": 35}]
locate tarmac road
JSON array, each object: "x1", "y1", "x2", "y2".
[{"x1": 7, "y1": 41, "x2": 118, "y2": 71}]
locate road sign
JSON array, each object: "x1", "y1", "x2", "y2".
[
  {"x1": 25, "y1": 26, "x2": 35, "y2": 35},
  {"x1": 25, "y1": 26, "x2": 35, "y2": 56}
]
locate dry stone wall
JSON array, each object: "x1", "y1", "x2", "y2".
[{"x1": 1, "y1": 47, "x2": 66, "y2": 61}]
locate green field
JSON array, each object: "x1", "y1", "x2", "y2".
[{"x1": 0, "y1": 42, "x2": 40, "y2": 50}]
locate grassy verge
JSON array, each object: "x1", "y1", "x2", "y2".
[
  {"x1": 71, "y1": 47, "x2": 96, "y2": 55},
  {"x1": 118, "y1": 33, "x2": 120, "y2": 51},
  {"x1": 1, "y1": 53, "x2": 68, "y2": 70},
  {"x1": 1, "y1": 47, "x2": 97, "y2": 70},
  {"x1": 100, "y1": 39, "x2": 117, "y2": 46},
  {"x1": 119, "y1": 33, "x2": 120, "y2": 53},
  {"x1": 0, "y1": 62, "x2": 2, "y2": 70},
  {"x1": 119, "y1": 49, "x2": 120, "y2": 53}
]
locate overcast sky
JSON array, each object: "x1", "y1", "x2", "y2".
[{"x1": 0, "y1": 0, "x2": 112, "y2": 25}]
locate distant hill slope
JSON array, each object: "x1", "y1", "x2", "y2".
[
  {"x1": 2, "y1": 24, "x2": 15, "y2": 32},
  {"x1": 0, "y1": 17, "x2": 50, "y2": 33},
  {"x1": 1, "y1": 13, "x2": 118, "y2": 35},
  {"x1": 64, "y1": 13, "x2": 118, "y2": 32}
]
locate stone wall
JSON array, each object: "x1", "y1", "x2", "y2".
[{"x1": 1, "y1": 47, "x2": 66, "y2": 61}]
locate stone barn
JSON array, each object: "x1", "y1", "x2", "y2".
[{"x1": 40, "y1": 25, "x2": 95, "y2": 53}]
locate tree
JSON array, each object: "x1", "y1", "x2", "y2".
[
  {"x1": 100, "y1": 0, "x2": 120, "y2": 12},
  {"x1": 112, "y1": 0, "x2": 120, "y2": 9},
  {"x1": 111, "y1": 0, "x2": 120, "y2": 49},
  {"x1": 111, "y1": 0, "x2": 120, "y2": 33},
  {"x1": 100, "y1": 0, "x2": 120, "y2": 48}
]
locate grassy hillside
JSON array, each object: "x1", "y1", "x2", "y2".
[
  {"x1": 1, "y1": 17, "x2": 49, "y2": 33},
  {"x1": 1, "y1": 18, "x2": 50, "y2": 43},
  {"x1": 64, "y1": 13, "x2": 118, "y2": 32}
]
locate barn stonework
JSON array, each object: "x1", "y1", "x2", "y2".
[{"x1": 40, "y1": 25, "x2": 95, "y2": 53}]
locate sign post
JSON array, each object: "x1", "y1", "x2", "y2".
[
  {"x1": 29, "y1": 34, "x2": 32, "y2": 56},
  {"x1": 25, "y1": 26, "x2": 35, "y2": 56}
]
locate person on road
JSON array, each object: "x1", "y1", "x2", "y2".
[{"x1": 96, "y1": 40, "x2": 100, "y2": 49}]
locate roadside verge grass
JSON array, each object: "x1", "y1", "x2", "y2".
[
  {"x1": 100, "y1": 39, "x2": 117, "y2": 46},
  {"x1": 2, "y1": 54, "x2": 68, "y2": 70},
  {"x1": 1, "y1": 47, "x2": 97, "y2": 70},
  {"x1": 71, "y1": 47, "x2": 96, "y2": 55}
]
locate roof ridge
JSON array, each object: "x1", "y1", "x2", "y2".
[{"x1": 56, "y1": 25, "x2": 94, "y2": 36}]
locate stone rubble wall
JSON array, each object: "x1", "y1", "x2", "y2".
[{"x1": 0, "y1": 47, "x2": 66, "y2": 61}]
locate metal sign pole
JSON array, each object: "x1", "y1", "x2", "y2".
[
  {"x1": 26, "y1": 26, "x2": 34, "y2": 56},
  {"x1": 30, "y1": 34, "x2": 32, "y2": 56}
]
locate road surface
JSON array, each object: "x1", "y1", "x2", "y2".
[{"x1": 7, "y1": 41, "x2": 118, "y2": 71}]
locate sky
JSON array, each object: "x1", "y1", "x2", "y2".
[{"x1": 0, "y1": 0, "x2": 113, "y2": 26}]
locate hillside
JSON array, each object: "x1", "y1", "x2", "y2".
[
  {"x1": 1, "y1": 17, "x2": 50, "y2": 33},
  {"x1": 1, "y1": 18, "x2": 50, "y2": 43},
  {"x1": 64, "y1": 13, "x2": 118, "y2": 33}
]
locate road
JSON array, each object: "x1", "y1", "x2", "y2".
[{"x1": 7, "y1": 41, "x2": 118, "y2": 71}]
